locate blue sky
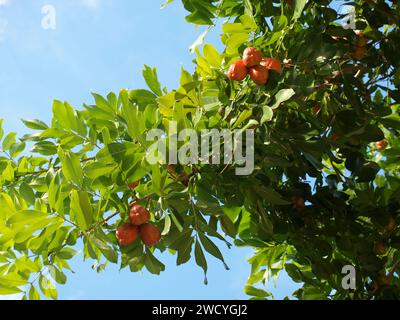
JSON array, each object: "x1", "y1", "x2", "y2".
[{"x1": 0, "y1": 0, "x2": 299, "y2": 299}]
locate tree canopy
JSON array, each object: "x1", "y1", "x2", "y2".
[{"x1": 0, "y1": 0, "x2": 400, "y2": 300}]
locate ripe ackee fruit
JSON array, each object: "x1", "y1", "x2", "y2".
[
  {"x1": 128, "y1": 181, "x2": 140, "y2": 190},
  {"x1": 227, "y1": 60, "x2": 248, "y2": 81},
  {"x1": 242, "y1": 47, "x2": 262, "y2": 67},
  {"x1": 354, "y1": 30, "x2": 367, "y2": 47},
  {"x1": 386, "y1": 215, "x2": 397, "y2": 233},
  {"x1": 140, "y1": 223, "x2": 161, "y2": 247},
  {"x1": 260, "y1": 58, "x2": 282, "y2": 73},
  {"x1": 292, "y1": 196, "x2": 306, "y2": 211},
  {"x1": 116, "y1": 223, "x2": 139, "y2": 246},
  {"x1": 129, "y1": 204, "x2": 150, "y2": 226},
  {"x1": 249, "y1": 65, "x2": 269, "y2": 86},
  {"x1": 352, "y1": 46, "x2": 366, "y2": 60},
  {"x1": 376, "y1": 139, "x2": 388, "y2": 151}
]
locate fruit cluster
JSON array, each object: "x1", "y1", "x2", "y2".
[
  {"x1": 227, "y1": 47, "x2": 281, "y2": 86},
  {"x1": 116, "y1": 203, "x2": 161, "y2": 247}
]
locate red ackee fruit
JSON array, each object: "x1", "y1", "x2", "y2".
[
  {"x1": 140, "y1": 224, "x2": 161, "y2": 247},
  {"x1": 292, "y1": 196, "x2": 306, "y2": 211},
  {"x1": 260, "y1": 58, "x2": 282, "y2": 73},
  {"x1": 375, "y1": 139, "x2": 388, "y2": 151},
  {"x1": 227, "y1": 60, "x2": 248, "y2": 81},
  {"x1": 249, "y1": 65, "x2": 269, "y2": 86},
  {"x1": 242, "y1": 47, "x2": 262, "y2": 67},
  {"x1": 386, "y1": 215, "x2": 396, "y2": 233},
  {"x1": 129, "y1": 204, "x2": 151, "y2": 226},
  {"x1": 116, "y1": 223, "x2": 139, "y2": 246}
]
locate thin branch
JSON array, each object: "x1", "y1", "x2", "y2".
[{"x1": 15, "y1": 157, "x2": 96, "y2": 178}]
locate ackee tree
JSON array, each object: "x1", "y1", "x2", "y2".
[{"x1": 0, "y1": 0, "x2": 399, "y2": 300}]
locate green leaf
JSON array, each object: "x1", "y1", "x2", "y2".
[
  {"x1": 271, "y1": 89, "x2": 296, "y2": 110},
  {"x1": 39, "y1": 275, "x2": 57, "y2": 300},
  {"x1": 91, "y1": 236, "x2": 118, "y2": 264},
  {"x1": 31, "y1": 141, "x2": 58, "y2": 156},
  {"x1": 9, "y1": 142, "x2": 26, "y2": 158},
  {"x1": 129, "y1": 89, "x2": 157, "y2": 107},
  {"x1": 28, "y1": 286, "x2": 40, "y2": 300},
  {"x1": 220, "y1": 215, "x2": 237, "y2": 238},
  {"x1": 161, "y1": 214, "x2": 171, "y2": 236},
  {"x1": 48, "y1": 227, "x2": 70, "y2": 250},
  {"x1": 194, "y1": 240, "x2": 208, "y2": 285},
  {"x1": 232, "y1": 109, "x2": 252, "y2": 129},
  {"x1": 203, "y1": 44, "x2": 222, "y2": 68},
  {"x1": 14, "y1": 256, "x2": 41, "y2": 273},
  {"x1": 3, "y1": 162, "x2": 15, "y2": 181},
  {"x1": 222, "y1": 23, "x2": 246, "y2": 34},
  {"x1": 224, "y1": 33, "x2": 250, "y2": 56},
  {"x1": 144, "y1": 250, "x2": 165, "y2": 275},
  {"x1": 84, "y1": 162, "x2": 117, "y2": 180},
  {"x1": 70, "y1": 190, "x2": 93, "y2": 231},
  {"x1": 52, "y1": 100, "x2": 86, "y2": 136},
  {"x1": 180, "y1": 67, "x2": 193, "y2": 86},
  {"x1": 243, "y1": 0, "x2": 253, "y2": 16},
  {"x1": 244, "y1": 285, "x2": 272, "y2": 298},
  {"x1": 151, "y1": 164, "x2": 163, "y2": 195},
  {"x1": 58, "y1": 148, "x2": 83, "y2": 186},
  {"x1": 143, "y1": 65, "x2": 163, "y2": 96},
  {"x1": 8, "y1": 210, "x2": 49, "y2": 225},
  {"x1": 57, "y1": 247, "x2": 78, "y2": 260},
  {"x1": 261, "y1": 106, "x2": 273, "y2": 124},
  {"x1": 170, "y1": 212, "x2": 184, "y2": 232},
  {"x1": 184, "y1": 2, "x2": 214, "y2": 25},
  {"x1": 0, "y1": 273, "x2": 29, "y2": 287},
  {"x1": 2, "y1": 132, "x2": 16, "y2": 151},
  {"x1": 101, "y1": 127, "x2": 112, "y2": 145},
  {"x1": 48, "y1": 174, "x2": 62, "y2": 212},
  {"x1": 293, "y1": 0, "x2": 307, "y2": 20},
  {"x1": 171, "y1": 230, "x2": 194, "y2": 265},
  {"x1": 19, "y1": 182, "x2": 36, "y2": 205},
  {"x1": 0, "y1": 285, "x2": 22, "y2": 295},
  {"x1": 48, "y1": 265, "x2": 67, "y2": 284},
  {"x1": 121, "y1": 91, "x2": 146, "y2": 143},
  {"x1": 199, "y1": 233, "x2": 229, "y2": 270},
  {"x1": 22, "y1": 119, "x2": 49, "y2": 130},
  {"x1": 92, "y1": 93, "x2": 115, "y2": 113}
]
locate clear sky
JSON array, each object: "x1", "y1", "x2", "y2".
[{"x1": 0, "y1": 0, "x2": 299, "y2": 300}]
